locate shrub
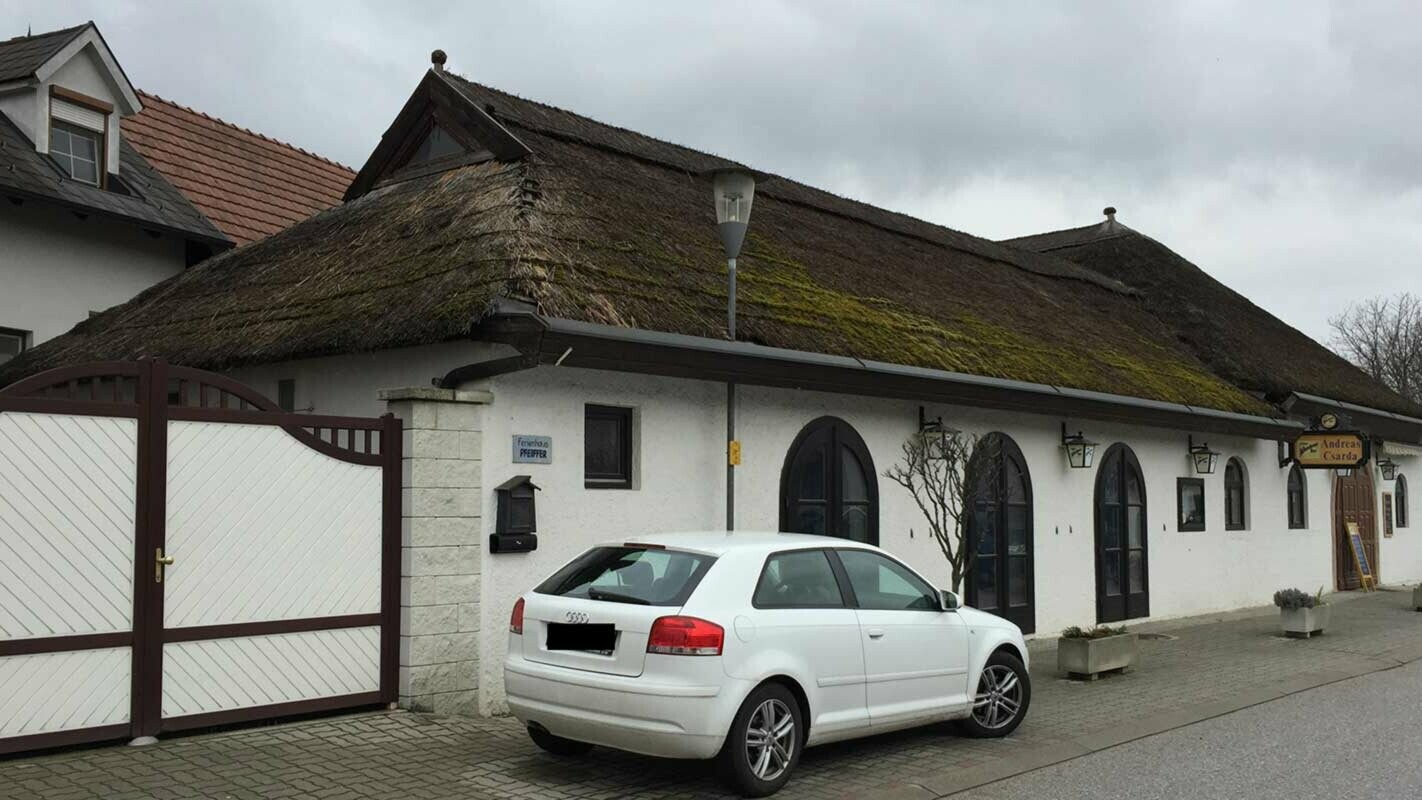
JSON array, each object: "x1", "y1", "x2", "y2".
[
  {"x1": 1273, "y1": 588, "x2": 1317, "y2": 610},
  {"x1": 1061, "y1": 624, "x2": 1129, "y2": 640}
]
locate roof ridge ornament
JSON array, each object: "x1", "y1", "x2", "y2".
[{"x1": 431, "y1": 49, "x2": 447, "y2": 72}]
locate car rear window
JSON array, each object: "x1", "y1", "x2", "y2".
[{"x1": 535, "y1": 546, "x2": 717, "y2": 606}]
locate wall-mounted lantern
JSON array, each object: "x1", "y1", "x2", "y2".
[
  {"x1": 491, "y1": 475, "x2": 539, "y2": 553},
  {"x1": 918, "y1": 407, "x2": 958, "y2": 460},
  {"x1": 1188, "y1": 436, "x2": 1220, "y2": 475},
  {"x1": 1061, "y1": 423, "x2": 1098, "y2": 470},
  {"x1": 1379, "y1": 457, "x2": 1399, "y2": 481}
]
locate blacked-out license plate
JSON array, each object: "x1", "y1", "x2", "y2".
[{"x1": 546, "y1": 623, "x2": 616, "y2": 654}]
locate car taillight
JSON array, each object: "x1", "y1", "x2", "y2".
[
  {"x1": 647, "y1": 616, "x2": 723, "y2": 656},
  {"x1": 510, "y1": 598, "x2": 525, "y2": 635}
]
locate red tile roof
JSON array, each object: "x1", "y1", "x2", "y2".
[{"x1": 122, "y1": 91, "x2": 354, "y2": 245}]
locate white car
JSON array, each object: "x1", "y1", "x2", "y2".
[{"x1": 504, "y1": 532, "x2": 1031, "y2": 797}]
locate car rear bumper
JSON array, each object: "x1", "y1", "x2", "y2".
[{"x1": 504, "y1": 656, "x2": 748, "y2": 760}]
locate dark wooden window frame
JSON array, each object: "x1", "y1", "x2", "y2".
[
  {"x1": 1176, "y1": 477, "x2": 1206, "y2": 532},
  {"x1": 1224, "y1": 457, "x2": 1247, "y2": 531},
  {"x1": 964, "y1": 432, "x2": 1035, "y2": 633},
  {"x1": 1398, "y1": 473, "x2": 1409, "y2": 528},
  {"x1": 778, "y1": 416, "x2": 879, "y2": 545},
  {"x1": 584, "y1": 404, "x2": 633, "y2": 489},
  {"x1": 1287, "y1": 464, "x2": 1307, "y2": 529},
  {"x1": 277, "y1": 379, "x2": 297, "y2": 412},
  {"x1": 1094, "y1": 443, "x2": 1149, "y2": 623}
]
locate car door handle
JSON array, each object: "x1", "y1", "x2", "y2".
[{"x1": 866, "y1": 628, "x2": 885, "y2": 639}]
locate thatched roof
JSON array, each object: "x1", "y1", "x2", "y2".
[
  {"x1": 1003, "y1": 216, "x2": 1421, "y2": 418},
  {"x1": 3, "y1": 70, "x2": 1288, "y2": 416}
]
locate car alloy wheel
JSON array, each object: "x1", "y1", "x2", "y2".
[
  {"x1": 973, "y1": 663, "x2": 1023, "y2": 730},
  {"x1": 744, "y1": 698, "x2": 796, "y2": 781}
]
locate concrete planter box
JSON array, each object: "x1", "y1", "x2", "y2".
[
  {"x1": 1058, "y1": 633, "x2": 1139, "y2": 680},
  {"x1": 1280, "y1": 605, "x2": 1330, "y2": 638}
]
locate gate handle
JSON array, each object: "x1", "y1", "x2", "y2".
[{"x1": 156, "y1": 548, "x2": 175, "y2": 584}]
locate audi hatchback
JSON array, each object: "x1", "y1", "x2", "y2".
[{"x1": 504, "y1": 532, "x2": 1031, "y2": 797}]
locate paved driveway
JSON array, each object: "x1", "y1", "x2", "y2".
[{"x1": 5, "y1": 591, "x2": 1422, "y2": 799}]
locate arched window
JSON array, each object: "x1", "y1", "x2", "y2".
[
  {"x1": 1398, "y1": 474, "x2": 1409, "y2": 529},
  {"x1": 965, "y1": 433, "x2": 1035, "y2": 633},
  {"x1": 779, "y1": 417, "x2": 878, "y2": 544},
  {"x1": 1095, "y1": 444, "x2": 1148, "y2": 622},
  {"x1": 1224, "y1": 457, "x2": 1247, "y2": 531},
  {"x1": 1286, "y1": 464, "x2": 1307, "y2": 529}
]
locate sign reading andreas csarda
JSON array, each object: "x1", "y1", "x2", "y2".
[{"x1": 1294, "y1": 431, "x2": 1370, "y2": 469}]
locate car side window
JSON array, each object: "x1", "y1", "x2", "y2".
[
  {"x1": 754, "y1": 550, "x2": 844, "y2": 608},
  {"x1": 837, "y1": 549, "x2": 938, "y2": 611}
]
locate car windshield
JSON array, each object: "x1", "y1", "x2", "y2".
[{"x1": 535, "y1": 546, "x2": 717, "y2": 606}]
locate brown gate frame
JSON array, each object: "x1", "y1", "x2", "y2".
[{"x1": 0, "y1": 360, "x2": 401, "y2": 753}]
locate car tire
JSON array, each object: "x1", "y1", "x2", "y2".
[
  {"x1": 717, "y1": 682, "x2": 804, "y2": 797},
  {"x1": 527, "y1": 725, "x2": 594, "y2": 756},
  {"x1": 957, "y1": 649, "x2": 1031, "y2": 738}
]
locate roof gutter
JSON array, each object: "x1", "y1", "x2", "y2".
[
  {"x1": 1283, "y1": 391, "x2": 1422, "y2": 445},
  {"x1": 471, "y1": 311, "x2": 1303, "y2": 441}
]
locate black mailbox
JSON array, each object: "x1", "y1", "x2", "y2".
[{"x1": 491, "y1": 475, "x2": 539, "y2": 553}]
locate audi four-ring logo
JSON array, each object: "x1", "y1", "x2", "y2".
[{"x1": 566, "y1": 611, "x2": 589, "y2": 624}]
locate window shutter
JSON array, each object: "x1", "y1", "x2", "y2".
[{"x1": 51, "y1": 98, "x2": 106, "y2": 132}]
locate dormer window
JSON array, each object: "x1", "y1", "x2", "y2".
[
  {"x1": 48, "y1": 88, "x2": 113, "y2": 187},
  {"x1": 49, "y1": 120, "x2": 103, "y2": 185}
]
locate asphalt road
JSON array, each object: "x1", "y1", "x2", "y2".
[{"x1": 952, "y1": 658, "x2": 1422, "y2": 800}]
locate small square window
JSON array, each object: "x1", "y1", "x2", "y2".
[
  {"x1": 0, "y1": 328, "x2": 27, "y2": 365},
  {"x1": 1177, "y1": 478, "x2": 1206, "y2": 532},
  {"x1": 584, "y1": 405, "x2": 633, "y2": 489},
  {"x1": 277, "y1": 379, "x2": 296, "y2": 412},
  {"x1": 49, "y1": 121, "x2": 102, "y2": 185}
]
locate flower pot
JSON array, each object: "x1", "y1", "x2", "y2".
[
  {"x1": 1057, "y1": 633, "x2": 1139, "y2": 680},
  {"x1": 1280, "y1": 604, "x2": 1331, "y2": 638}
]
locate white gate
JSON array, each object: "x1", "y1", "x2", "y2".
[{"x1": 0, "y1": 361, "x2": 400, "y2": 753}]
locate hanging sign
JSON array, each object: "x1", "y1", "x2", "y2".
[
  {"x1": 1293, "y1": 432, "x2": 1369, "y2": 469},
  {"x1": 512, "y1": 434, "x2": 552, "y2": 464}
]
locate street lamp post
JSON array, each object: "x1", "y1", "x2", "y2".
[{"x1": 711, "y1": 169, "x2": 757, "y2": 531}]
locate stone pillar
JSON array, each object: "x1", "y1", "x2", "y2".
[{"x1": 379, "y1": 386, "x2": 490, "y2": 716}]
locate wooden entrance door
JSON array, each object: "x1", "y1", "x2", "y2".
[
  {"x1": 965, "y1": 434, "x2": 1036, "y2": 633},
  {"x1": 1334, "y1": 469, "x2": 1378, "y2": 590},
  {"x1": 1095, "y1": 444, "x2": 1149, "y2": 623}
]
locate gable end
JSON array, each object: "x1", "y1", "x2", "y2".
[{"x1": 345, "y1": 69, "x2": 531, "y2": 200}]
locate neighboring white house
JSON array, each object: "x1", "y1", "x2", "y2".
[
  {"x1": 0, "y1": 22, "x2": 353, "y2": 368},
  {"x1": 8, "y1": 51, "x2": 1421, "y2": 719}
]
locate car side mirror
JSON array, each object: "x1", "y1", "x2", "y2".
[{"x1": 940, "y1": 589, "x2": 960, "y2": 612}]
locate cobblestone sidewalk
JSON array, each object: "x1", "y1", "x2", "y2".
[{"x1": 5, "y1": 590, "x2": 1422, "y2": 800}]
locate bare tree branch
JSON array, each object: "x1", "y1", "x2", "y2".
[
  {"x1": 883, "y1": 430, "x2": 1003, "y2": 592},
  {"x1": 1330, "y1": 293, "x2": 1422, "y2": 404}
]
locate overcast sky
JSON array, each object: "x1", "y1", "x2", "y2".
[{"x1": 10, "y1": 0, "x2": 1421, "y2": 343}]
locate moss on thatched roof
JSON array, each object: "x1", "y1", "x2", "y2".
[
  {"x1": 2, "y1": 72, "x2": 1275, "y2": 417},
  {"x1": 1003, "y1": 218, "x2": 1421, "y2": 418}
]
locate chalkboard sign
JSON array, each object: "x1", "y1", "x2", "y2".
[{"x1": 1346, "y1": 522, "x2": 1376, "y2": 591}]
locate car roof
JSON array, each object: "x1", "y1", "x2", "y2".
[{"x1": 600, "y1": 531, "x2": 878, "y2": 557}]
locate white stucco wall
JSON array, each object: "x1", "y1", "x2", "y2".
[
  {"x1": 0, "y1": 202, "x2": 185, "y2": 346},
  {"x1": 227, "y1": 341, "x2": 513, "y2": 417},
  {"x1": 460, "y1": 365, "x2": 1422, "y2": 713},
  {"x1": 221, "y1": 349, "x2": 1422, "y2": 716}
]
